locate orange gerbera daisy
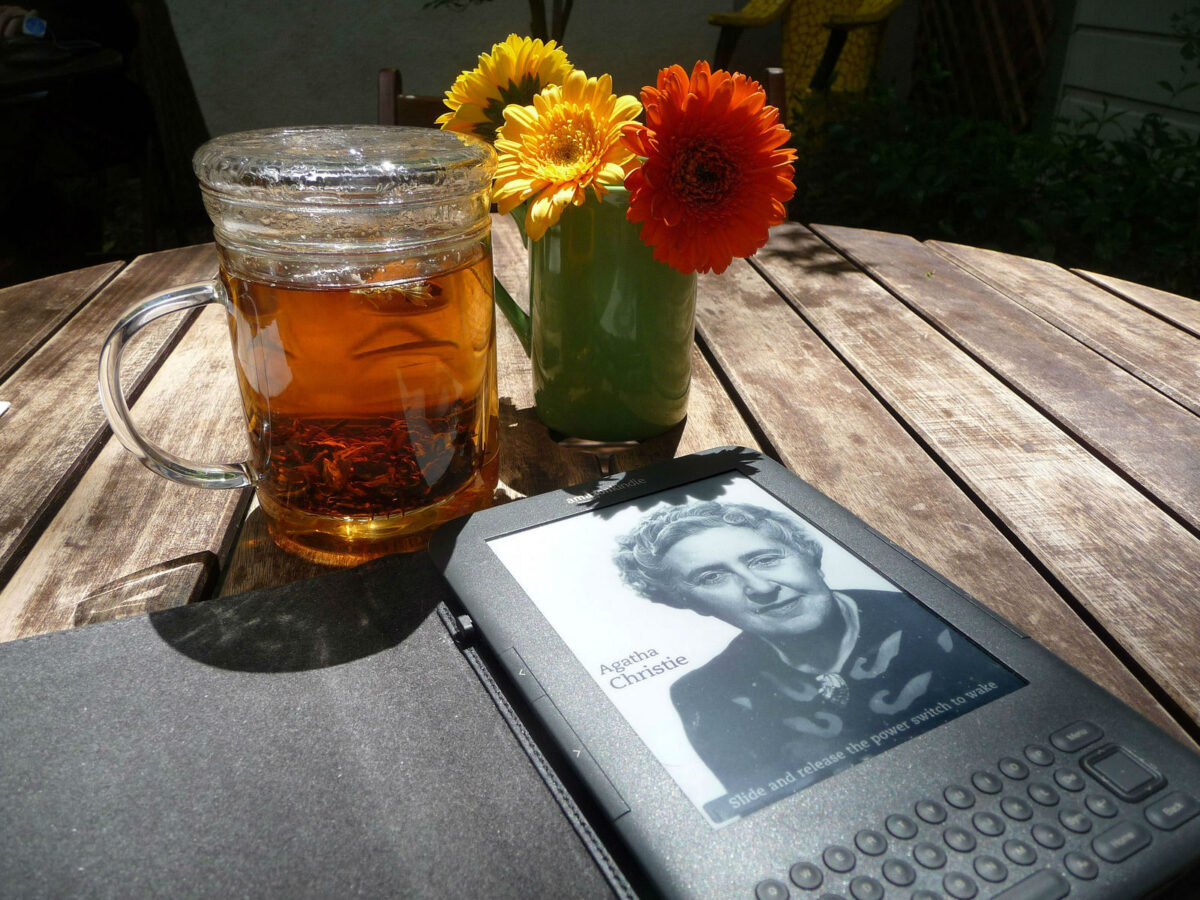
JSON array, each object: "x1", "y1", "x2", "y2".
[{"x1": 620, "y1": 61, "x2": 796, "y2": 275}]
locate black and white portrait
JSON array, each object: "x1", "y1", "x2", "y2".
[
  {"x1": 614, "y1": 498, "x2": 1023, "y2": 806},
  {"x1": 488, "y1": 473, "x2": 1023, "y2": 825}
]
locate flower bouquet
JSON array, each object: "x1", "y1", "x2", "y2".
[{"x1": 438, "y1": 35, "x2": 796, "y2": 441}]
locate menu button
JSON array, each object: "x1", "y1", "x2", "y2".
[{"x1": 1050, "y1": 721, "x2": 1103, "y2": 753}]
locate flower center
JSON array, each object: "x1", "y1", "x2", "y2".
[
  {"x1": 671, "y1": 141, "x2": 737, "y2": 207},
  {"x1": 533, "y1": 111, "x2": 601, "y2": 178}
]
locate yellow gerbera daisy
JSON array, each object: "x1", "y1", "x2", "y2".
[
  {"x1": 492, "y1": 70, "x2": 643, "y2": 241},
  {"x1": 438, "y1": 34, "x2": 574, "y2": 142}
]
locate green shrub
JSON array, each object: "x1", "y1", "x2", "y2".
[{"x1": 791, "y1": 44, "x2": 1200, "y2": 299}]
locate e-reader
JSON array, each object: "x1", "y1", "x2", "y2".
[{"x1": 429, "y1": 447, "x2": 1200, "y2": 899}]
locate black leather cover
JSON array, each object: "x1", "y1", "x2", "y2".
[{"x1": 0, "y1": 553, "x2": 617, "y2": 899}]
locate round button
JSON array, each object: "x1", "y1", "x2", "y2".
[
  {"x1": 1059, "y1": 806, "x2": 1093, "y2": 834},
  {"x1": 971, "y1": 771, "x2": 1003, "y2": 794},
  {"x1": 848, "y1": 876, "x2": 884, "y2": 900},
  {"x1": 823, "y1": 845, "x2": 856, "y2": 873},
  {"x1": 973, "y1": 854, "x2": 1008, "y2": 883},
  {"x1": 854, "y1": 829, "x2": 887, "y2": 856},
  {"x1": 943, "y1": 871, "x2": 979, "y2": 899},
  {"x1": 1003, "y1": 838, "x2": 1038, "y2": 866},
  {"x1": 1086, "y1": 794, "x2": 1119, "y2": 818},
  {"x1": 1001, "y1": 796, "x2": 1034, "y2": 821},
  {"x1": 1064, "y1": 851, "x2": 1100, "y2": 880},
  {"x1": 788, "y1": 862, "x2": 823, "y2": 890},
  {"x1": 972, "y1": 811, "x2": 1006, "y2": 837},
  {"x1": 881, "y1": 858, "x2": 916, "y2": 887},
  {"x1": 944, "y1": 785, "x2": 976, "y2": 809},
  {"x1": 943, "y1": 826, "x2": 977, "y2": 853},
  {"x1": 914, "y1": 841, "x2": 947, "y2": 869},
  {"x1": 999, "y1": 757, "x2": 1030, "y2": 779},
  {"x1": 1024, "y1": 744, "x2": 1055, "y2": 766},
  {"x1": 916, "y1": 799, "x2": 948, "y2": 824},
  {"x1": 1054, "y1": 769, "x2": 1085, "y2": 792},
  {"x1": 755, "y1": 878, "x2": 790, "y2": 900},
  {"x1": 1028, "y1": 781, "x2": 1060, "y2": 806},
  {"x1": 1031, "y1": 823, "x2": 1066, "y2": 849},
  {"x1": 885, "y1": 814, "x2": 918, "y2": 839}
]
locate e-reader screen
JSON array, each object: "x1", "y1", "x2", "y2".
[{"x1": 487, "y1": 471, "x2": 1026, "y2": 827}]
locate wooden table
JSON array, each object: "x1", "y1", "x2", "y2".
[{"x1": 1, "y1": 215, "x2": 1198, "y2": 755}]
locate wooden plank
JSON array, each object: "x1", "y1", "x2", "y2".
[
  {"x1": 759, "y1": 223, "x2": 1200, "y2": 731},
  {"x1": 812, "y1": 225, "x2": 1200, "y2": 534},
  {"x1": 1061, "y1": 30, "x2": 1199, "y2": 114},
  {"x1": 1073, "y1": 0, "x2": 1191, "y2": 34},
  {"x1": 929, "y1": 240, "x2": 1200, "y2": 416},
  {"x1": 1074, "y1": 268, "x2": 1200, "y2": 338},
  {"x1": 0, "y1": 262, "x2": 122, "y2": 382},
  {"x1": 0, "y1": 306, "x2": 251, "y2": 641},
  {"x1": 217, "y1": 499, "x2": 336, "y2": 598},
  {"x1": 0, "y1": 245, "x2": 220, "y2": 583},
  {"x1": 737, "y1": 230, "x2": 1193, "y2": 745}
]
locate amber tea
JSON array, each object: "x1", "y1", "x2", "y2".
[{"x1": 221, "y1": 248, "x2": 498, "y2": 565}]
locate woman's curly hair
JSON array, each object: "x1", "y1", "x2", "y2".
[{"x1": 613, "y1": 501, "x2": 822, "y2": 608}]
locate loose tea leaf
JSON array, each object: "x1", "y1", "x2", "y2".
[{"x1": 257, "y1": 408, "x2": 478, "y2": 518}]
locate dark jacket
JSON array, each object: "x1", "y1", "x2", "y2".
[{"x1": 670, "y1": 589, "x2": 1024, "y2": 795}]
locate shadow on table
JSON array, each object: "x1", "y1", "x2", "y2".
[{"x1": 149, "y1": 551, "x2": 448, "y2": 673}]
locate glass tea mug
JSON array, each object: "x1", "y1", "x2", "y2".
[{"x1": 99, "y1": 126, "x2": 499, "y2": 565}]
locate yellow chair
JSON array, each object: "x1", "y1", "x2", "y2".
[{"x1": 710, "y1": 0, "x2": 903, "y2": 123}]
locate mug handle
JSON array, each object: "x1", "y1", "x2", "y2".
[{"x1": 97, "y1": 281, "x2": 254, "y2": 490}]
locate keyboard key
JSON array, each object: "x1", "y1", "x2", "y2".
[
  {"x1": 944, "y1": 826, "x2": 977, "y2": 853},
  {"x1": 1145, "y1": 791, "x2": 1200, "y2": 831},
  {"x1": 999, "y1": 757, "x2": 1030, "y2": 779},
  {"x1": 1085, "y1": 794, "x2": 1119, "y2": 818},
  {"x1": 755, "y1": 878, "x2": 790, "y2": 900},
  {"x1": 973, "y1": 854, "x2": 1008, "y2": 883},
  {"x1": 1064, "y1": 851, "x2": 1099, "y2": 880},
  {"x1": 1002, "y1": 839, "x2": 1038, "y2": 866},
  {"x1": 823, "y1": 845, "x2": 856, "y2": 873},
  {"x1": 1027, "y1": 782, "x2": 1060, "y2": 806},
  {"x1": 885, "y1": 813, "x2": 918, "y2": 839},
  {"x1": 914, "y1": 841, "x2": 947, "y2": 869},
  {"x1": 992, "y1": 869, "x2": 1070, "y2": 899},
  {"x1": 848, "y1": 876, "x2": 883, "y2": 900},
  {"x1": 1050, "y1": 721, "x2": 1103, "y2": 753},
  {"x1": 1031, "y1": 823, "x2": 1065, "y2": 849},
  {"x1": 1092, "y1": 821, "x2": 1152, "y2": 863},
  {"x1": 916, "y1": 798, "x2": 948, "y2": 824},
  {"x1": 881, "y1": 858, "x2": 915, "y2": 887},
  {"x1": 972, "y1": 771, "x2": 1003, "y2": 794},
  {"x1": 944, "y1": 785, "x2": 976, "y2": 809},
  {"x1": 973, "y1": 811, "x2": 1006, "y2": 836},
  {"x1": 1081, "y1": 744, "x2": 1167, "y2": 803},
  {"x1": 854, "y1": 829, "x2": 887, "y2": 856},
  {"x1": 788, "y1": 862, "x2": 822, "y2": 890},
  {"x1": 1053, "y1": 769, "x2": 1085, "y2": 792},
  {"x1": 1024, "y1": 744, "x2": 1055, "y2": 767},
  {"x1": 1001, "y1": 796, "x2": 1034, "y2": 821},
  {"x1": 943, "y1": 871, "x2": 979, "y2": 899},
  {"x1": 1058, "y1": 806, "x2": 1092, "y2": 834}
]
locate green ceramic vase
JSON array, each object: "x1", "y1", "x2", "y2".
[{"x1": 501, "y1": 187, "x2": 698, "y2": 442}]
